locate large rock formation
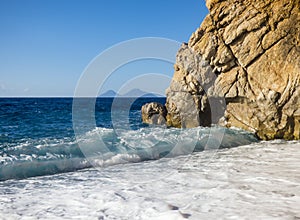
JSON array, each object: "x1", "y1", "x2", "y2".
[{"x1": 165, "y1": 0, "x2": 300, "y2": 140}]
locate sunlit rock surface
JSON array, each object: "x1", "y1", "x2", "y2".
[{"x1": 165, "y1": 0, "x2": 300, "y2": 140}]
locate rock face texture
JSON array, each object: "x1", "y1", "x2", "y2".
[
  {"x1": 165, "y1": 0, "x2": 300, "y2": 140},
  {"x1": 141, "y1": 102, "x2": 167, "y2": 125}
]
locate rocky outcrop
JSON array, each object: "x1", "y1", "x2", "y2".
[
  {"x1": 165, "y1": 0, "x2": 300, "y2": 140},
  {"x1": 141, "y1": 102, "x2": 167, "y2": 125}
]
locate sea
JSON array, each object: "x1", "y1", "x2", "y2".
[{"x1": 0, "y1": 98, "x2": 299, "y2": 219}]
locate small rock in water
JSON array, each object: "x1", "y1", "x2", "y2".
[
  {"x1": 141, "y1": 102, "x2": 167, "y2": 125},
  {"x1": 168, "y1": 204, "x2": 179, "y2": 210}
]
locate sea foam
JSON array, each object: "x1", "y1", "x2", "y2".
[{"x1": 0, "y1": 126, "x2": 257, "y2": 181}]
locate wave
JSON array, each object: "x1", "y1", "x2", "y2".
[{"x1": 0, "y1": 126, "x2": 258, "y2": 181}]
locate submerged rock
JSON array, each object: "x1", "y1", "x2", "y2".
[
  {"x1": 141, "y1": 102, "x2": 167, "y2": 125},
  {"x1": 165, "y1": 0, "x2": 300, "y2": 140}
]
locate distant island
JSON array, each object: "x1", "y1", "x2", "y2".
[
  {"x1": 99, "y1": 90, "x2": 118, "y2": 97},
  {"x1": 99, "y1": 89, "x2": 165, "y2": 98}
]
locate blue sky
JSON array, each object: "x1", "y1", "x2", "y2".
[{"x1": 0, "y1": 0, "x2": 208, "y2": 97}]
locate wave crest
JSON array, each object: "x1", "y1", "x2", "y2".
[{"x1": 0, "y1": 126, "x2": 257, "y2": 181}]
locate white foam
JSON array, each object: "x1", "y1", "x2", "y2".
[
  {"x1": 1, "y1": 126, "x2": 258, "y2": 181},
  {"x1": 0, "y1": 141, "x2": 300, "y2": 219}
]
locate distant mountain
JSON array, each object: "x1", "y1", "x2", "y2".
[
  {"x1": 122, "y1": 89, "x2": 164, "y2": 97},
  {"x1": 99, "y1": 90, "x2": 117, "y2": 97},
  {"x1": 100, "y1": 89, "x2": 165, "y2": 97}
]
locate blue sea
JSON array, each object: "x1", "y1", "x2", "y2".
[{"x1": 0, "y1": 98, "x2": 299, "y2": 219}]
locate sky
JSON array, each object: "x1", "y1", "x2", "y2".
[{"x1": 0, "y1": 0, "x2": 208, "y2": 97}]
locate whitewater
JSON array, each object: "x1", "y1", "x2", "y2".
[
  {"x1": 0, "y1": 98, "x2": 299, "y2": 219},
  {"x1": 1, "y1": 140, "x2": 299, "y2": 219}
]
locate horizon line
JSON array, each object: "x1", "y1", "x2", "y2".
[{"x1": 0, "y1": 96, "x2": 167, "y2": 98}]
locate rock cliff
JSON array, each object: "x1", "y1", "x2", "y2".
[{"x1": 165, "y1": 0, "x2": 300, "y2": 140}]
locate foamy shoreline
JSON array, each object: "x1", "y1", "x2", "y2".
[{"x1": 1, "y1": 141, "x2": 299, "y2": 219}]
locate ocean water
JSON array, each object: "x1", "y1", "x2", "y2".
[{"x1": 0, "y1": 98, "x2": 299, "y2": 219}]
